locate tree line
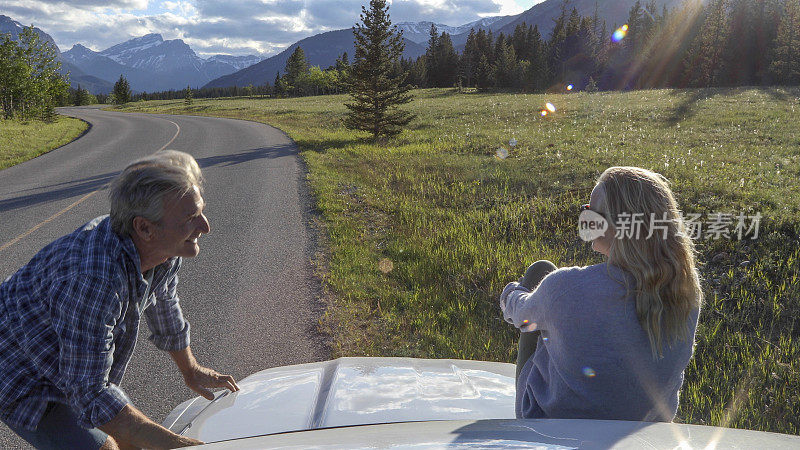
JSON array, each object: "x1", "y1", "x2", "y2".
[
  {"x1": 405, "y1": 0, "x2": 800, "y2": 91},
  {"x1": 0, "y1": 26, "x2": 69, "y2": 120},
  {"x1": 129, "y1": 48, "x2": 351, "y2": 102},
  {"x1": 107, "y1": 0, "x2": 800, "y2": 105}
]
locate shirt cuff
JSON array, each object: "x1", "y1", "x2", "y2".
[
  {"x1": 77, "y1": 383, "x2": 130, "y2": 429},
  {"x1": 148, "y1": 321, "x2": 191, "y2": 351}
]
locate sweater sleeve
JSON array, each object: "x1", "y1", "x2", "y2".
[{"x1": 500, "y1": 272, "x2": 560, "y2": 331}]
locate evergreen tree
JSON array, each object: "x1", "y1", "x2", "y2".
[
  {"x1": 511, "y1": 24, "x2": 529, "y2": 61},
  {"x1": 460, "y1": 29, "x2": 478, "y2": 87},
  {"x1": 344, "y1": 0, "x2": 415, "y2": 140},
  {"x1": 526, "y1": 25, "x2": 549, "y2": 91},
  {"x1": 273, "y1": 72, "x2": 284, "y2": 97},
  {"x1": 684, "y1": 0, "x2": 729, "y2": 87},
  {"x1": 424, "y1": 24, "x2": 438, "y2": 87},
  {"x1": 184, "y1": 84, "x2": 193, "y2": 105},
  {"x1": 433, "y1": 32, "x2": 459, "y2": 87},
  {"x1": 493, "y1": 43, "x2": 517, "y2": 88},
  {"x1": 475, "y1": 54, "x2": 493, "y2": 89},
  {"x1": 770, "y1": 0, "x2": 800, "y2": 84},
  {"x1": 285, "y1": 46, "x2": 309, "y2": 96},
  {"x1": 113, "y1": 74, "x2": 131, "y2": 104},
  {"x1": 73, "y1": 85, "x2": 91, "y2": 106}
]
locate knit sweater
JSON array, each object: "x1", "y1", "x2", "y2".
[{"x1": 500, "y1": 262, "x2": 699, "y2": 422}]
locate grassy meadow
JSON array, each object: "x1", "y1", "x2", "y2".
[
  {"x1": 117, "y1": 87, "x2": 800, "y2": 435},
  {"x1": 0, "y1": 117, "x2": 88, "y2": 170}
]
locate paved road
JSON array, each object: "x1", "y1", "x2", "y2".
[{"x1": 0, "y1": 106, "x2": 328, "y2": 448}]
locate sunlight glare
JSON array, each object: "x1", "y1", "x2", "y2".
[{"x1": 612, "y1": 24, "x2": 629, "y2": 42}]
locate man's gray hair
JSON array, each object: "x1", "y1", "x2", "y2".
[{"x1": 109, "y1": 150, "x2": 203, "y2": 236}]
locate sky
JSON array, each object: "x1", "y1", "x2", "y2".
[{"x1": 1, "y1": 0, "x2": 546, "y2": 58}]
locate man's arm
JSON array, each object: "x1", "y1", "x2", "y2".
[
  {"x1": 169, "y1": 346, "x2": 240, "y2": 400},
  {"x1": 99, "y1": 404, "x2": 203, "y2": 449},
  {"x1": 49, "y1": 276, "x2": 199, "y2": 447}
]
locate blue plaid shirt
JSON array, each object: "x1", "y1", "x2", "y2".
[{"x1": 0, "y1": 216, "x2": 191, "y2": 431}]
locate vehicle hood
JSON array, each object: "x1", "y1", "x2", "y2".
[{"x1": 163, "y1": 357, "x2": 516, "y2": 443}]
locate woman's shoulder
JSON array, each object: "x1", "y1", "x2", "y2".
[{"x1": 543, "y1": 263, "x2": 632, "y2": 299}]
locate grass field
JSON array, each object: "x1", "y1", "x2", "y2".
[
  {"x1": 0, "y1": 117, "x2": 88, "y2": 170},
  {"x1": 117, "y1": 87, "x2": 800, "y2": 435}
]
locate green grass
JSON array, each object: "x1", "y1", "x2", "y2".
[
  {"x1": 0, "y1": 117, "x2": 88, "y2": 170},
  {"x1": 117, "y1": 87, "x2": 800, "y2": 435}
]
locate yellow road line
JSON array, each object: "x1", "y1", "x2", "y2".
[{"x1": 0, "y1": 119, "x2": 181, "y2": 253}]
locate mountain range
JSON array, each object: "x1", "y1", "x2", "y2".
[
  {"x1": 1, "y1": 0, "x2": 681, "y2": 94},
  {"x1": 203, "y1": 0, "x2": 681, "y2": 90},
  {"x1": 0, "y1": 15, "x2": 264, "y2": 94}
]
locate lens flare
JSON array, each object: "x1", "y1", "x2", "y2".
[
  {"x1": 495, "y1": 147, "x2": 509, "y2": 160},
  {"x1": 582, "y1": 367, "x2": 596, "y2": 378},
  {"x1": 545, "y1": 102, "x2": 556, "y2": 113},
  {"x1": 612, "y1": 24, "x2": 629, "y2": 43},
  {"x1": 378, "y1": 258, "x2": 394, "y2": 274},
  {"x1": 566, "y1": 84, "x2": 574, "y2": 91},
  {"x1": 540, "y1": 110, "x2": 548, "y2": 116}
]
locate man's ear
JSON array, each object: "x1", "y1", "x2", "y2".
[{"x1": 132, "y1": 216, "x2": 156, "y2": 241}]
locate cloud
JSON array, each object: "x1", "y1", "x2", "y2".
[{"x1": 1, "y1": 0, "x2": 526, "y2": 56}]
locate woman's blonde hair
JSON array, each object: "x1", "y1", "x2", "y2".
[{"x1": 597, "y1": 166, "x2": 703, "y2": 359}]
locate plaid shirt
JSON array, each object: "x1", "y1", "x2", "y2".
[{"x1": 0, "y1": 216, "x2": 191, "y2": 431}]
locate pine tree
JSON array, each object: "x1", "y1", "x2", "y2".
[
  {"x1": 494, "y1": 43, "x2": 517, "y2": 88},
  {"x1": 460, "y1": 29, "x2": 478, "y2": 87},
  {"x1": 285, "y1": 46, "x2": 309, "y2": 96},
  {"x1": 769, "y1": 0, "x2": 800, "y2": 85},
  {"x1": 273, "y1": 72, "x2": 283, "y2": 97},
  {"x1": 113, "y1": 74, "x2": 131, "y2": 104},
  {"x1": 475, "y1": 54, "x2": 493, "y2": 89},
  {"x1": 344, "y1": 0, "x2": 415, "y2": 141},
  {"x1": 74, "y1": 85, "x2": 90, "y2": 106},
  {"x1": 684, "y1": 0, "x2": 729, "y2": 87},
  {"x1": 424, "y1": 24, "x2": 438, "y2": 87},
  {"x1": 434, "y1": 32, "x2": 459, "y2": 87},
  {"x1": 184, "y1": 84, "x2": 193, "y2": 105}
]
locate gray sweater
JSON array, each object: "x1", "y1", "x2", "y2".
[{"x1": 500, "y1": 262, "x2": 699, "y2": 422}]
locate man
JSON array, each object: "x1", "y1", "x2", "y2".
[{"x1": 0, "y1": 150, "x2": 239, "y2": 449}]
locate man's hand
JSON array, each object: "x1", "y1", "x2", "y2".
[
  {"x1": 99, "y1": 404, "x2": 204, "y2": 449},
  {"x1": 169, "y1": 346, "x2": 240, "y2": 401},
  {"x1": 182, "y1": 365, "x2": 240, "y2": 401}
]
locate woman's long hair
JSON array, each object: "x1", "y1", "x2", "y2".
[{"x1": 598, "y1": 167, "x2": 703, "y2": 359}]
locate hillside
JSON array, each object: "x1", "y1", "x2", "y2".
[{"x1": 203, "y1": 29, "x2": 426, "y2": 89}]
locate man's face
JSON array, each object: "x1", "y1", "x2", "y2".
[{"x1": 152, "y1": 185, "x2": 210, "y2": 259}]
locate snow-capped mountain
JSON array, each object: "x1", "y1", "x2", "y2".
[
  {"x1": 0, "y1": 15, "x2": 114, "y2": 94},
  {"x1": 80, "y1": 33, "x2": 264, "y2": 91},
  {"x1": 206, "y1": 54, "x2": 264, "y2": 71},
  {"x1": 63, "y1": 44, "x2": 154, "y2": 92},
  {"x1": 396, "y1": 16, "x2": 515, "y2": 44}
]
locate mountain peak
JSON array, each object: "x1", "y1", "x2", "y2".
[{"x1": 137, "y1": 33, "x2": 163, "y2": 42}]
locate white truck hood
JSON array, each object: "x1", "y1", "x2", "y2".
[{"x1": 163, "y1": 357, "x2": 517, "y2": 443}]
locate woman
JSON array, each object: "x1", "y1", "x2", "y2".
[{"x1": 499, "y1": 166, "x2": 703, "y2": 422}]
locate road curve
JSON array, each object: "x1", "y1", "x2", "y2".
[{"x1": 0, "y1": 106, "x2": 328, "y2": 448}]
